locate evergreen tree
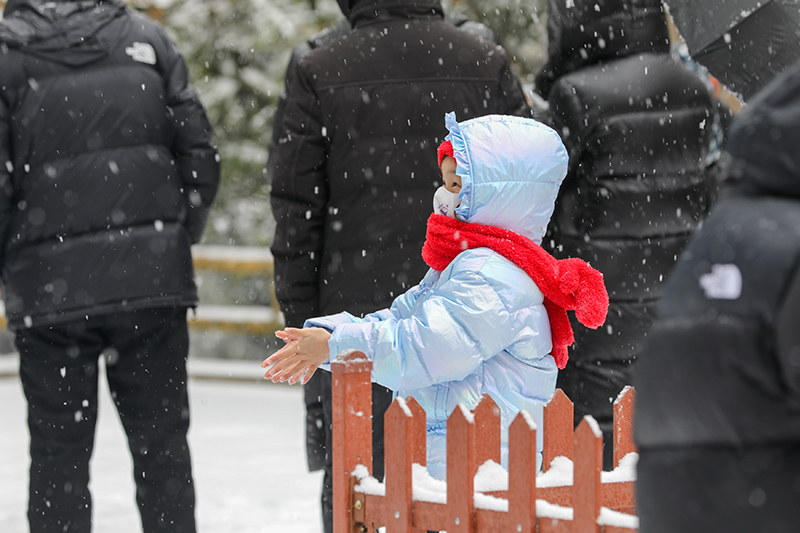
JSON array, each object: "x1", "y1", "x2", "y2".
[{"x1": 132, "y1": 0, "x2": 547, "y2": 246}]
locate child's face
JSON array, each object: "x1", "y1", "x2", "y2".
[{"x1": 441, "y1": 156, "x2": 461, "y2": 193}]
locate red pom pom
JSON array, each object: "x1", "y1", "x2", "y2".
[{"x1": 437, "y1": 140, "x2": 454, "y2": 167}]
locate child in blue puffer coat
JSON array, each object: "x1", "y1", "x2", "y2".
[{"x1": 263, "y1": 112, "x2": 608, "y2": 479}]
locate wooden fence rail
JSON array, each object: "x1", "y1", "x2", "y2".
[
  {"x1": 188, "y1": 245, "x2": 282, "y2": 335},
  {"x1": 332, "y1": 350, "x2": 639, "y2": 533}
]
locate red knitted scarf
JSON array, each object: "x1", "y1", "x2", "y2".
[{"x1": 421, "y1": 214, "x2": 609, "y2": 369}]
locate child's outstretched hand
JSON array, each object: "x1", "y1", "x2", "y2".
[{"x1": 261, "y1": 327, "x2": 331, "y2": 385}]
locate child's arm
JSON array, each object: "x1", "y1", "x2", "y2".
[
  {"x1": 329, "y1": 267, "x2": 536, "y2": 391},
  {"x1": 260, "y1": 273, "x2": 436, "y2": 385},
  {"x1": 261, "y1": 327, "x2": 331, "y2": 385}
]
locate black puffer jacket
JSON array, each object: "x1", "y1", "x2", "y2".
[
  {"x1": 265, "y1": 14, "x2": 498, "y2": 185},
  {"x1": 635, "y1": 58, "x2": 800, "y2": 450},
  {"x1": 536, "y1": 0, "x2": 716, "y2": 362},
  {"x1": 266, "y1": 9, "x2": 506, "y2": 475},
  {"x1": 0, "y1": 0, "x2": 219, "y2": 330},
  {"x1": 270, "y1": 0, "x2": 530, "y2": 328}
]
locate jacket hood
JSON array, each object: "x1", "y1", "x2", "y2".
[
  {"x1": 340, "y1": 0, "x2": 443, "y2": 26},
  {"x1": 445, "y1": 112, "x2": 569, "y2": 243},
  {"x1": 534, "y1": 0, "x2": 670, "y2": 97},
  {"x1": 723, "y1": 57, "x2": 800, "y2": 199},
  {"x1": 0, "y1": 0, "x2": 127, "y2": 66}
]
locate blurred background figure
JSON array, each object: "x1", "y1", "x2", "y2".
[
  {"x1": 635, "y1": 57, "x2": 800, "y2": 532},
  {"x1": 268, "y1": 0, "x2": 531, "y2": 530},
  {"x1": 0, "y1": 1, "x2": 219, "y2": 532},
  {"x1": 531, "y1": 0, "x2": 718, "y2": 469},
  {"x1": 664, "y1": 0, "x2": 800, "y2": 103}
]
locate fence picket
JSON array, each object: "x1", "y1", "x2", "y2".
[
  {"x1": 331, "y1": 351, "x2": 373, "y2": 533},
  {"x1": 543, "y1": 389, "x2": 574, "y2": 471},
  {"x1": 613, "y1": 387, "x2": 637, "y2": 469},
  {"x1": 385, "y1": 400, "x2": 418, "y2": 533},
  {"x1": 508, "y1": 412, "x2": 538, "y2": 533},
  {"x1": 474, "y1": 394, "x2": 501, "y2": 472},
  {"x1": 447, "y1": 406, "x2": 476, "y2": 533},
  {"x1": 573, "y1": 417, "x2": 603, "y2": 533},
  {"x1": 405, "y1": 397, "x2": 427, "y2": 467}
]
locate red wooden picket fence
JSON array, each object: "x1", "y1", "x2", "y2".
[{"x1": 332, "y1": 350, "x2": 639, "y2": 533}]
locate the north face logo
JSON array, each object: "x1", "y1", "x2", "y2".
[
  {"x1": 125, "y1": 42, "x2": 156, "y2": 65},
  {"x1": 699, "y1": 263, "x2": 742, "y2": 300}
]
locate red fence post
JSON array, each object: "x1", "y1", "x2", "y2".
[
  {"x1": 332, "y1": 350, "x2": 373, "y2": 533},
  {"x1": 447, "y1": 405, "x2": 476, "y2": 533},
  {"x1": 405, "y1": 396, "x2": 427, "y2": 467},
  {"x1": 508, "y1": 412, "x2": 538, "y2": 533},
  {"x1": 573, "y1": 416, "x2": 603, "y2": 533},
  {"x1": 543, "y1": 389, "x2": 574, "y2": 471},
  {"x1": 473, "y1": 394, "x2": 501, "y2": 471},
  {"x1": 613, "y1": 386, "x2": 637, "y2": 469},
  {"x1": 385, "y1": 399, "x2": 421, "y2": 533}
]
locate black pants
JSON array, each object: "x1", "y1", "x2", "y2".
[
  {"x1": 318, "y1": 369, "x2": 393, "y2": 533},
  {"x1": 303, "y1": 371, "x2": 327, "y2": 472},
  {"x1": 17, "y1": 307, "x2": 196, "y2": 533},
  {"x1": 556, "y1": 358, "x2": 634, "y2": 470}
]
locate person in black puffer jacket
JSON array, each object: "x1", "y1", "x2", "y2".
[
  {"x1": 0, "y1": 1, "x2": 219, "y2": 532},
  {"x1": 532, "y1": 0, "x2": 717, "y2": 469},
  {"x1": 634, "y1": 58, "x2": 800, "y2": 532},
  {"x1": 265, "y1": 9, "x2": 501, "y2": 480},
  {"x1": 269, "y1": 1, "x2": 530, "y2": 530}
]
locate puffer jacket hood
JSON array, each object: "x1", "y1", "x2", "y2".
[
  {"x1": 341, "y1": 0, "x2": 443, "y2": 26},
  {"x1": 0, "y1": 0, "x2": 126, "y2": 66},
  {"x1": 445, "y1": 112, "x2": 569, "y2": 243},
  {"x1": 723, "y1": 57, "x2": 800, "y2": 199},
  {"x1": 535, "y1": 0, "x2": 670, "y2": 97}
]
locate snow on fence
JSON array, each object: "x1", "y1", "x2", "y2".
[{"x1": 332, "y1": 350, "x2": 639, "y2": 533}]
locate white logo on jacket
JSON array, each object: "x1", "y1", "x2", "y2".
[
  {"x1": 125, "y1": 42, "x2": 156, "y2": 65},
  {"x1": 699, "y1": 263, "x2": 742, "y2": 300}
]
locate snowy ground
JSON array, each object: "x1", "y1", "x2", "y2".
[{"x1": 0, "y1": 355, "x2": 324, "y2": 533}]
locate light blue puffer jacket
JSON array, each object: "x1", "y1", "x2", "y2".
[{"x1": 307, "y1": 113, "x2": 569, "y2": 479}]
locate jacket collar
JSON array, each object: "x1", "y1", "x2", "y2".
[
  {"x1": 0, "y1": 0, "x2": 127, "y2": 67},
  {"x1": 345, "y1": 0, "x2": 443, "y2": 27}
]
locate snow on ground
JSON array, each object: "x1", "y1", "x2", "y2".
[{"x1": 0, "y1": 355, "x2": 324, "y2": 533}]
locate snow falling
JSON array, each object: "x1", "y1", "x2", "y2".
[{"x1": 0, "y1": 357, "x2": 324, "y2": 533}]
